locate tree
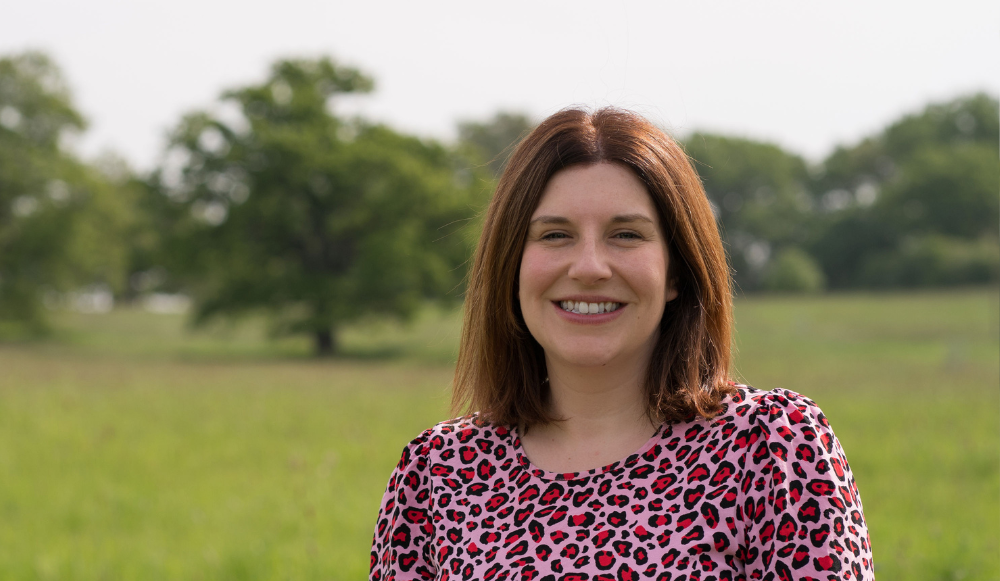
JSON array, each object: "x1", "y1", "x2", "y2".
[
  {"x1": 682, "y1": 133, "x2": 816, "y2": 292},
  {"x1": 0, "y1": 52, "x2": 132, "y2": 335},
  {"x1": 810, "y1": 93, "x2": 1000, "y2": 288},
  {"x1": 154, "y1": 57, "x2": 477, "y2": 355}
]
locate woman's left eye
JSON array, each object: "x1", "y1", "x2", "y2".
[{"x1": 613, "y1": 231, "x2": 642, "y2": 240}]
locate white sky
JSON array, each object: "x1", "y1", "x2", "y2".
[{"x1": 3, "y1": 0, "x2": 998, "y2": 170}]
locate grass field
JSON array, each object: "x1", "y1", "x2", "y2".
[{"x1": 0, "y1": 289, "x2": 997, "y2": 580}]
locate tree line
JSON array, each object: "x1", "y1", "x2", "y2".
[{"x1": 1, "y1": 52, "x2": 996, "y2": 353}]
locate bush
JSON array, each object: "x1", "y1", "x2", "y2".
[
  {"x1": 762, "y1": 247, "x2": 826, "y2": 293},
  {"x1": 859, "y1": 235, "x2": 1000, "y2": 287}
]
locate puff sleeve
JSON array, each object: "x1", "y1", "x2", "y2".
[
  {"x1": 740, "y1": 389, "x2": 874, "y2": 580},
  {"x1": 370, "y1": 432, "x2": 438, "y2": 581}
]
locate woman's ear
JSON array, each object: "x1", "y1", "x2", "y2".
[{"x1": 665, "y1": 278, "x2": 679, "y2": 303}]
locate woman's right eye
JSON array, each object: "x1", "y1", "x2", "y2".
[{"x1": 540, "y1": 231, "x2": 569, "y2": 240}]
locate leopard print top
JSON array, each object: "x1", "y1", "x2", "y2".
[{"x1": 371, "y1": 386, "x2": 873, "y2": 580}]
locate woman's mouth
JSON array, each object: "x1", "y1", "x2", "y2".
[{"x1": 558, "y1": 300, "x2": 623, "y2": 315}]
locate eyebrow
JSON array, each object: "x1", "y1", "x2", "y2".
[{"x1": 529, "y1": 213, "x2": 655, "y2": 225}]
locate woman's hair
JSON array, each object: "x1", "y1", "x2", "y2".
[{"x1": 453, "y1": 107, "x2": 734, "y2": 427}]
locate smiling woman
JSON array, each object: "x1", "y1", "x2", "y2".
[{"x1": 369, "y1": 108, "x2": 874, "y2": 580}]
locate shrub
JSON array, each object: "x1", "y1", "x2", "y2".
[{"x1": 762, "y1": 247, "x2": 826, "y2": 293}]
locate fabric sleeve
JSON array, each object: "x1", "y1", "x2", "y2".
[
  {"x1": 370, "y1": 432, "x2": 438, "y2": 581},
  {"x1": 741, "y1": 389, "x2": 874, "y2": 581}
]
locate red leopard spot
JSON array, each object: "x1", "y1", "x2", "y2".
[
  {"x1": 675, "y1": 511, "x2": 697, "y2": 530},
  {"x1": 485, "y1": 493, "x2": 509, "y2": 511},
  {"x1": 608, "y1": 494, "x2": 629, "y2": 507},
  {"x1": 807, "y1": 479, "x2": 835, "y2": 496},
  {"x1": 595, "y1": 550, "x2": 616, "y2": 570},
  {"x1": 612, "y1": 540, "x2": 632, "y2": 557},
  {"x1": 617, "y1": 564, "x2": 639, "y2": 581},
  {"x1": 546, "y1": 507, "x2": 568, "y2": 524},
  {"x1": 459, "y1": 446, "x2": 477, "y2": 464},
  {"x1": 514, "y1": 506, "x2": 533, "y2": 526},
  {"x1": 687, "y1": 465, "x2": 710, "y2": 483},
  {"x1": 593, "y1": 529, "x2": 614, "y2": 547},
  {"x1": 651, "y1": 473, "x2": 677, "y2": 494},
  {"x1": 518, "y1": 485, "x2": 540, "y2": 503},
  {"x1": 505, "y1": 540, "x2": 528, "y2": 557},
  {"x1": 467, "y1": 482, "x2": 489, "y2": 495},
  {"x1": 660, "y1": 548, "x2": 680, "y2": 566},
  {"x1": 791, "y1": 545, "x2": 810, "y2": 567},
  {"x1": 399, "y1": 552, "x2": 418, "y2": 569},
  {"x1": 681, "y1": 526, "x2": 704, "y2": 543},
  {"x1": 477, "y1": 460, "x2": 496, "y2": 480},
  {"x1": 535, "y1": 544, "x2": 551, "y2": 560},
  {"x1": 814, "y1": 555, "x2": 840, "y2": 571}
]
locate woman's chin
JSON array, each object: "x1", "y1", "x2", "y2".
[{"x1": 544, "y1": 345, "x2": 633, "y2": 371}]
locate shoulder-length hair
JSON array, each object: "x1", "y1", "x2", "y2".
[{"x1": 453, "y1": 107, "x2": 734, "y2": 427}]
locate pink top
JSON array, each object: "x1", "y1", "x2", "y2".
[{"x1": 370, "y1": 386, "x2": 873, "y2": 580}]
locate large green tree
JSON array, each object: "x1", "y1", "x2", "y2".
[
  {"x1": 154, "y1": 57, "x2": 476, "y2": 355},
  {"x1": 0, "y1": 52, "x2": 132, "y2": 335}
]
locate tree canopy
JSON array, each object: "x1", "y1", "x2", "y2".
[
  {"x1": 153, "y1": 57, "x2": 478, "y2": 354},
  {"x1": 809, "y1": 93, "x2": 999, "y2": 288},
  {"x1": 0, "y1": 52, "x2": 132, "y2": 335},
  {"x1": 682, "y1": 133, "x2": 818, "y2": 291}
]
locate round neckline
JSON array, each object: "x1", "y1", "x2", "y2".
[{"x1": 509, "y1": 423, "x2": 665, "y2": 482}]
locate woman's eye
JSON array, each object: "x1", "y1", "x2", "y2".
[
  {"x1": 613, "y1": 231, "x2": 642, "y2": 240},
  {"x1": 541, "y1": 232, "x2": 569, "y2": 240}
]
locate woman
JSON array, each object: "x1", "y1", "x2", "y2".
[{"x1": 370, "y1": 108, "x2": 873, "y2": 580}]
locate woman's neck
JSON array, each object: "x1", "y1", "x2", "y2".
[
  {"x1": 546, "y1": 361, "x2": 647, "y2": 424},
  {"x1": 519, "y1": 356, "x2": 658, "y2": 474}
]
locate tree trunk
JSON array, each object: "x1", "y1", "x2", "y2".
[{"x1": 314, "y1": 328, "x2": 336, "y2": 357}]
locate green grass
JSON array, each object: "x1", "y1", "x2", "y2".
[{"x1": 0, "y1": 289, "x2": 996, "y2": 580}]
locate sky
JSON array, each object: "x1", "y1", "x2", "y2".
[{"x1": 3, "y1": 0, "x2": 998, "y2": 170}]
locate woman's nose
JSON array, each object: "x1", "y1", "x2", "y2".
[{"x1": 567, "y1": 238, "x2": 612, "y2": 284}]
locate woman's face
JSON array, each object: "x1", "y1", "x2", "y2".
[{"x1": 518, "y1": 162, "x2": 677, "y2": 372}]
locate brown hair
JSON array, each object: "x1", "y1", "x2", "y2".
[{"x1": 453, "y1": 107, "x2": 734, "y2": 427}]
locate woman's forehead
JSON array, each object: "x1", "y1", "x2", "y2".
[{"x1": 531, "y1": 162, "x2": 657, "y2": 219}]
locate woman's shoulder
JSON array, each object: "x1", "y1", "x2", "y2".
[
  {"x1": 397, "y1": 413, "x2": 514, "y2": 461},
  {"x1": 722, "y1": 384, "x2": 834, "y2": 433},
  {"x1": 717, "y1": 384, "x2": 841, "y2": 462}
]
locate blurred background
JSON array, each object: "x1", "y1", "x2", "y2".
[{"x1": 0, "y1": 1, "x2": 997, "y2": 579}]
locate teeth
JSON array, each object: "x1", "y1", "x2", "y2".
[{"x1": 559, "y1": 301, "x2": 622, "y2": 315}]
